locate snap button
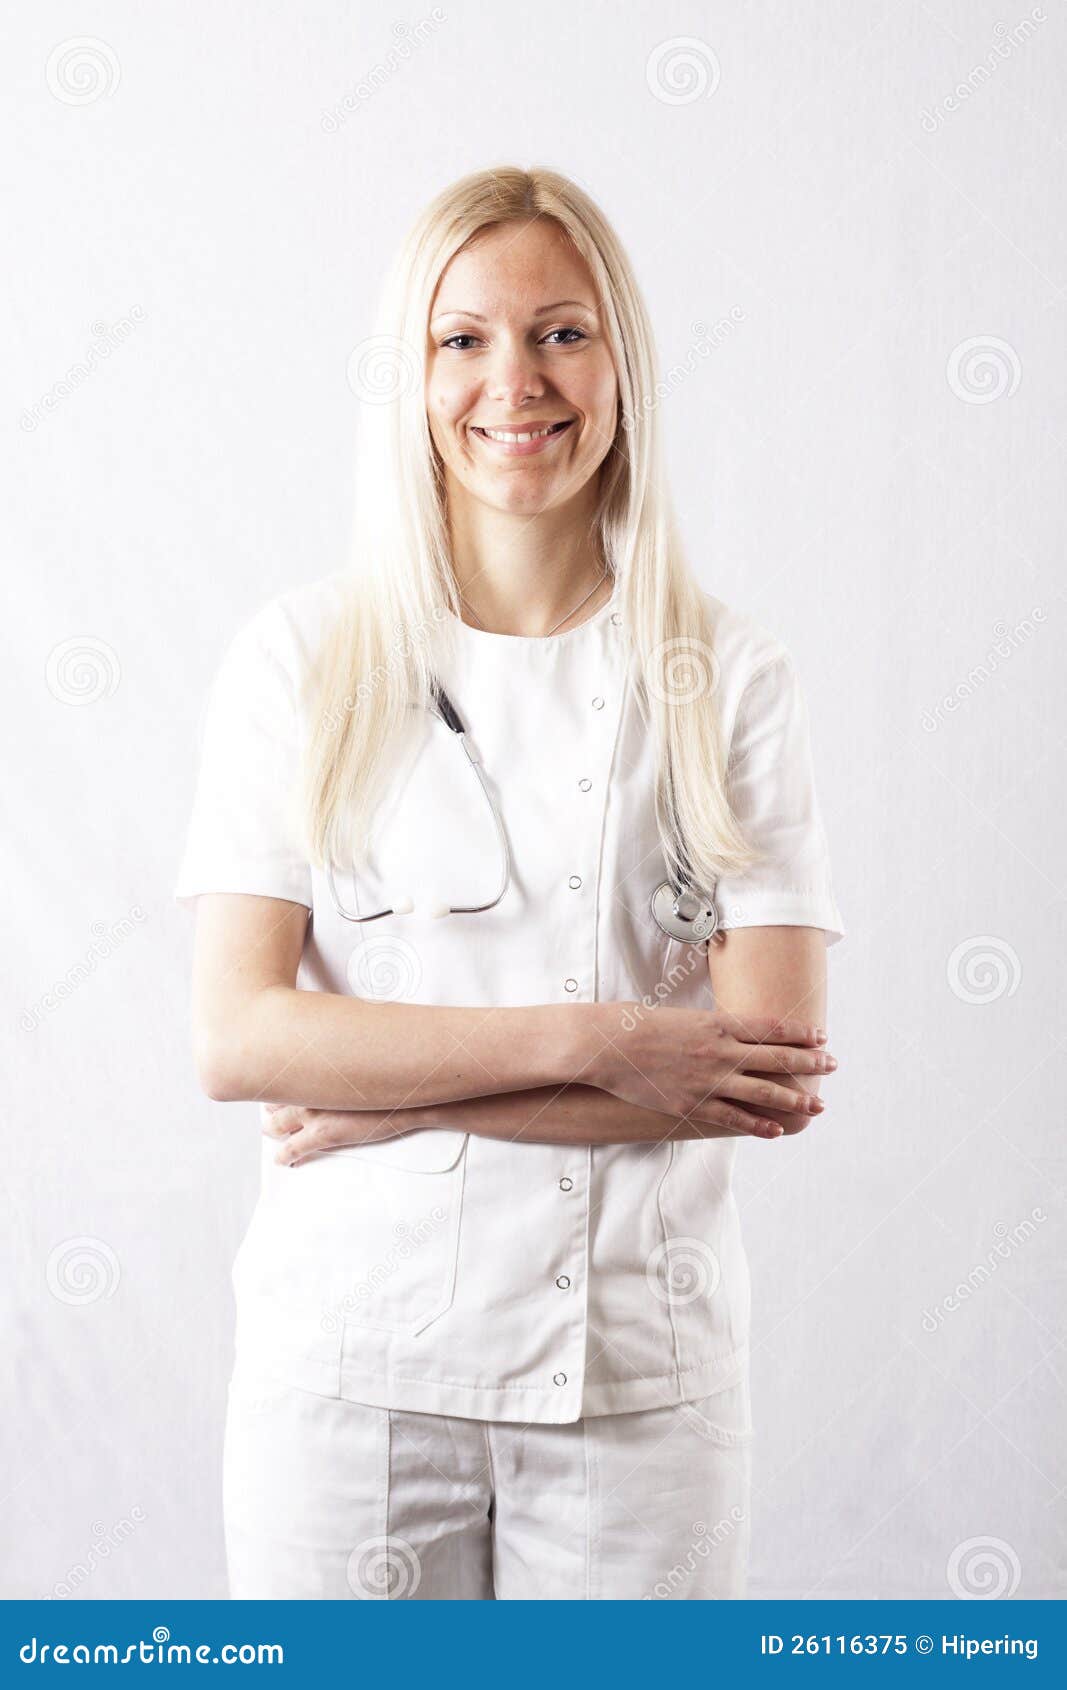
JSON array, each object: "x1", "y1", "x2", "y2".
[
  {"x1": 564, "y1": 978, "x2": 578, "y2": 993},
  {"x1": 592, "y1": 696, "x2": 604, "y2": 710},
  {"x1": 553, "y1": 1372, "x2": 567, "y2": 1387},
  {"x1": 555, "y1": 1275, "x2": 571, "y2": 1290},
  {"x1": 610, "y1": 611, "x2": 621, "y2": 625},
  {"x1": 558, "y1": 1177, "x2": 573, "y2": 1192},
  {"x1": 578, "y1": 777, "x2": 592, "y2": 792},
  {"x1": 568, "y1": 875, "x2": 582, "y2": 889}
]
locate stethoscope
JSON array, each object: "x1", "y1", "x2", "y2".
[{"x1": 326, "y1": 681, "x2": 719, "y2": 947}]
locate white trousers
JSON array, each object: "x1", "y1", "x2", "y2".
[{"x1": 222, "y1": 1366, "x2": 753, "y2": 1600}]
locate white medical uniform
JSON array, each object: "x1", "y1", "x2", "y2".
[{"x1": 174, "y1": 569, "x2": 845, "y2": 1600}]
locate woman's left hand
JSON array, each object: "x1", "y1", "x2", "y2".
[{"x1": 262, "y1": 1103, "x2": 427, "y2": 1166}]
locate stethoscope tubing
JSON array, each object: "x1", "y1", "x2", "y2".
[{"x1": 327, "y1": 680, "x2": 716, "y2": 944}]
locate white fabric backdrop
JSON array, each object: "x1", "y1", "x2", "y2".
[{"x1": 6, "y1": 0, "x2": 1064, "y2": 1600}]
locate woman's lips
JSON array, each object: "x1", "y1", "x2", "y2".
[{"x1": 469, "y1": 419, "x2": 574, "y2": 458}]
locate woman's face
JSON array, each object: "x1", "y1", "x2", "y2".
[{"x1": 425, "y1": 219, "x2": 618, "y2": 519}]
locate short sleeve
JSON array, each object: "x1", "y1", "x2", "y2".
[
  {"x1": 713, "y1": 650, "x2": 845, "y2": 946},
  {"x1": 172, "y1": 610, "x2": 313, "y2": 910}
]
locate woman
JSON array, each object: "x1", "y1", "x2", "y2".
[{"x1": 175, "y1": 165, "x2": 844, "y2": 1601}]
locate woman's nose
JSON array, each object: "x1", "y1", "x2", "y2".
[{"x1": 485, "y1": 344, "x2": 547, "y2": 405}]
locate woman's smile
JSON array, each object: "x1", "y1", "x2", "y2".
[{"x1": 469, "y1": 418, "x2": 575, "y2": 457}]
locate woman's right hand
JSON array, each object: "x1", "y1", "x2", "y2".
[{"x1": 589, "y1": 1006, "x2": 836, "y2": 1137}]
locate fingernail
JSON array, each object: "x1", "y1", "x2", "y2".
[{"x1": 815, "y1": 1029, "x2": 828, "y2": 1043}]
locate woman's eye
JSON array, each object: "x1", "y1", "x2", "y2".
[{"x1": 438, "y1": 327, "x2": 588, "y2": 351}]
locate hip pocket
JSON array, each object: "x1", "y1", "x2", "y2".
[
  {"x1": 675, "y1": 1372, "x2": 754, "y2": 1449},
  {"x1": 237, "y1": 1135, "x2": 469, "y2": 1344},
  {"x1": 326, "y1": 1137, "x2": 469, "y2": 1338}
]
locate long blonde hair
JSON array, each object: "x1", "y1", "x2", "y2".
[{"x1": 300, "y1": 165, "x2": 764, "y2": 896}]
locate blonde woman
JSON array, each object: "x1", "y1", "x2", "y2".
[{"x1": 175, "y1": 165, "x2": 844, "y2": 1602}]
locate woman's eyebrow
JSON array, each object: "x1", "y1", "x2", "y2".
[{"x1": 431, "y1": 299, "x2": 597, "y2": 324}]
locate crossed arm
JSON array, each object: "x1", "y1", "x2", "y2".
[{"x1": 188, "y1": 893, "x2": 830, "y2": 1155}]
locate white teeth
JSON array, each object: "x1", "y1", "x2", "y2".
[{"x1": 476, "y1": 424, "x2": 565, "y2": 443}]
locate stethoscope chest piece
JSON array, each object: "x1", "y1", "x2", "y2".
[{"x1": 650, "y1": 880, "x2": 719, "y2": 945}]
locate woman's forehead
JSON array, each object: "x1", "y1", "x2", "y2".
[{"x1": 431, "y1": 223, "x2": 594, "y2": 316}]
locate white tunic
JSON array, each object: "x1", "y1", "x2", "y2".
[{"x1": 174, "y1": 570, "x2": 845, "y2": 1423}]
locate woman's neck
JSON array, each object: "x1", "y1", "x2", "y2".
[
  {"x1": 447, "y1": 496, "x2": 609, "y2": 637},
  {"x1": 456, "y1": 568, "x2": 613, "y2": 636}
]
